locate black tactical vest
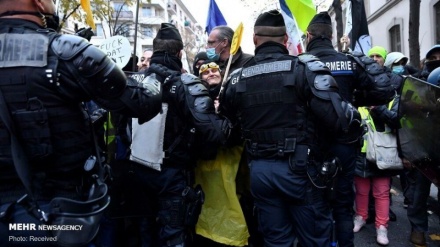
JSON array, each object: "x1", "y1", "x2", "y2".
[
  {"x1": 0, "y1": 30, "x2": 93, "y2": 185},
  {"x1": 234, "y1": 56, "x2": 315, "y2": 158}
]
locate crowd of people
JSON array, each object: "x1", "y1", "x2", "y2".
[{"x1": 1, "y1": 0, "x2": 440, "y2": 246}]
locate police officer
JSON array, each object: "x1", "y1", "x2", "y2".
[
  {"x1": 305, "y1": 12, "x2": 395, "y2": 247},
  {"x1": 220, "y1": 9, "x2": 362, "y2": 246},
  {"x1": 129, "y1": 23, "x2": 229, "y2": 247},
  {"x1": 0, "y1": 0, "x2": 162, "y2": 245}
]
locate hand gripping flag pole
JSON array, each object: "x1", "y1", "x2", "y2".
[{"x1": 217, "y1": 22, "x2": 244, "y2": 113}]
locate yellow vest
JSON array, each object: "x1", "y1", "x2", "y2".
[{"x1": 358, "y1": 98, "x2": 395, "y2": 153}]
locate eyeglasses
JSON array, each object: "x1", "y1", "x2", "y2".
[
  {"x1": 199, "y1": 62, "x2": 220, "y2": 75},
  {"x1": 207, "y1": 40, "x2": 219, "y2": 46},
  {"x1": 207, "y1": 38, "x2": 225, "y2": 47}
]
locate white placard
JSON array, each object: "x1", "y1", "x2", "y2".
[{"x1": 99, "y1": 35, "x2": 131, "y2": 69}]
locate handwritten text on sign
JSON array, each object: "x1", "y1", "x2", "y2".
[{"x1": 99, "y1": 35, "x2": 131, "y2": 68}]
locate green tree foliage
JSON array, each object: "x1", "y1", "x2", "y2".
[{"x1": 56, "y1": 0, "x2": 143, "y2": 34}]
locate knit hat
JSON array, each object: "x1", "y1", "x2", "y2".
[
  {"x1": 368, "y1": 46, "x2": 388, "y2": 60},
  {"x1": 192, "y1": 52, "x2": 208, "y2": 76},
  {"x1": 308, "y1": 11, "x2": 332, "y2": 28},
  {"x1": 156, "y1": 23, "x2": 182, "y2": 42},
  {"x1": 255, "y1": 9, "x2": 285, "y2": 27},
  {"x1": 254, "y1": 9, "x2": 286, "y2": 37},
  {"x1": 194, "y1": 52, "x2": 208, "y2": 63},
  {"x1": 384, "y1": 52, "x2": 408, "y2": 68}
]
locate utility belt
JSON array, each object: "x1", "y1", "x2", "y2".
[
  {"x1": 244, "y1": 127, "x2": 340, "y2": 196},
  {"x1": 243, "y1": 128, "x2": 302, "y2": 158}
]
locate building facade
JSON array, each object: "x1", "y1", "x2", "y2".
[
  {"x1": 327, "y1": 0, "x2": 439, "y2": 66},
  {"x1": 367, "y1": 0, "x2": 439, "y2": 65},
  {"x1": 90, "y1": 0, "x2": 204, "y2": 72}
]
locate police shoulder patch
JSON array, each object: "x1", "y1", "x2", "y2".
[
  {"x1": 181, "y1": 73, "x2": 200, "y2": 85},
  {"x1": 241, "y1": 60, "x2": 292, "y2": 78},
  {"x1": 298, "y1": 53, "x2": 319, "y2": 63},
  {"x1": 0, "y1": 33, "x2": 48, "y2": 68}
]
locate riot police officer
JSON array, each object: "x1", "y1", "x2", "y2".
[
  {"x1": 0, "y1": 0, "x2": 162, "y2": 245},
  {"x1": 128, "y1": 23, "x2": 229, "y2": 247},
  {"x1": 220, "y1": 10, "x2": 362, "y2": 246},
  {"x1": 305, "y1": 12, "x2": 395, "y2": 247}
]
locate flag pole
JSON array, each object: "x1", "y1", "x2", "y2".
[
  {"x1": 132, "y1": 0, "x2": 140, "y2": 71},
  {"x1": 221, "y1": 22, "x2": 243, "y2": 85},
  {"x1": 343, "y1": 0, "x2": 352, "y2": 52},
  {"x1": 217, "y1": 22, "x2": 243, "y2": 113},
  {"x1": 295, "y1": 21, "x2": 305, "y2": 53}
]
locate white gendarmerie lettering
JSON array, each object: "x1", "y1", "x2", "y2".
[
  {"x1": 0, "y1": 33, "x2": 48, "y2": 67},
  {"x1": 127, "y1": 73, "x2": 145, "y2": 83},
  {"x1": 325, "y1": 60, "x2": 352, "y2": 71},
  {"x1": 241, "y1": 60, "x2": 292, "y2": 78}
]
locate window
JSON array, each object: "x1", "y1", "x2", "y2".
[
  {"x1": 115, "y1": 25, "x2": 131, "y2": 37},
  {"x1": 143, "y1": 27, "x2": 153, "y2": 38},
  {"x1": 389, "y1": 25, "x2": 401, "y2": 52},
  {"x1": 435, "y1": 2, "x2": 440, "y2": 44},
  {"x1": 96, "y1": 24, "x2": 104, "y2": 37},
  {"x1": 113, "y1": 2, "x2": 132, "y2": 18},
  {"x1": 142, "y1": 7, "x2": 152, "y2": 17},
  {"x1": 113, "y1": 3, "x2": 130, "y2": 11}
]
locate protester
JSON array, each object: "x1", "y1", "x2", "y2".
[
  {"x1": 220, "y1": 9, "x2": 363, "y2": 246},
  {"x1": 138, "y1": 49, "x2": 153, "y2": 72},
  {"x1": 206, "y1": 25, "x2": 259, "y2": 246},
  {"x1": 206, "y1": 25, "x2": 253, "y2": 76},
  {"x1": 365, "y1": 48, "x2": 405, "y2": 222},
  {"x1": 127, "y1": 23, "x2": 230, "y2": 247},
  {"x1": 368, "y1": 46, "x2": 387, "y2": 66},
  {"x1": 352, "y1": 46, "x2": 404, "y2": 245},
  {"x1": 420, "y1": 44, "x2": 440, "y2": 80},
  {"x1": 382, "y1": 51, "x2": 417, "y2": 211},
  {"x1": 0, "y1": 0, "x2": 163, "y2": 245},
  {"x1": 193, "y1": 61, "x2": 249, "y2": 247},
  {"x1": 404, "y1": 44, "x2": 440, "y2": 246},
  {"x1": 304, "y1": 12, "x2": 395, "y2": 247},
  {"x1": 192, "y1": 51, "x2": 208, "y2": 77},
  {"x1": 354, "y1": 105, "x2": 399, "y2": 245}
]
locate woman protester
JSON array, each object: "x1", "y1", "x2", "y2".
[
  {"x1": 353, "y1": 47, "x2": 405, "y2": 246},
  {"x1": 193, "y1": 61, "x2": 249, "y2": 247}
]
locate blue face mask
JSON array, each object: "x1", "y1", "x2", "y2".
[
  {"x1": 206, "y1": 47, "x2": 220, "y2": 61},
  {"x1": 392, "y1": 65, "x2": 405, "y2": 75},
  {"x1": 206, "y1": 41, "x2": 223, "y2": 61}
]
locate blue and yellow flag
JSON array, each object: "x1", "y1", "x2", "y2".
[{"x1": 205, "y1": 0, "x2": 227, "y2": 34}]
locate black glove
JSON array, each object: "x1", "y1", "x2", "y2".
[{"x1": 75, "y1": 27, "x2": 94, "y2": 41}]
